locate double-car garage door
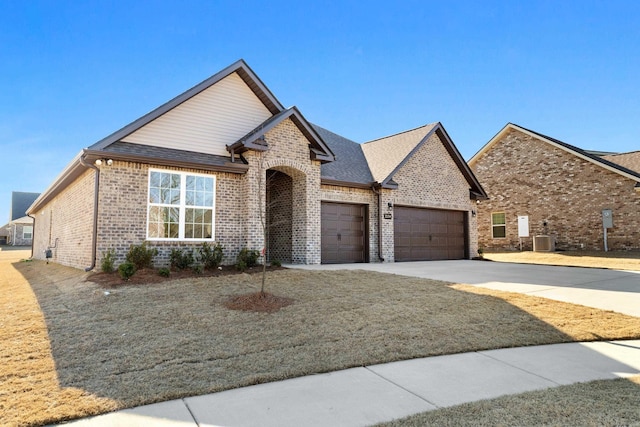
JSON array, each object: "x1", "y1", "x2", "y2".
[
  {"x1": 321, "y1": 202, "x2": 466, "y2": 263},
  {"x1": 394, "y1": 206, "x2": 466, "y2": 261}
]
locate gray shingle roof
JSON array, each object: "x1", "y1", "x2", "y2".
[
  {"x1": 315, "y1": 125, "x2": 374, "y2": 185},
  {"x1": 10, "y1": 192, "x2": 40, "y2": 221}
]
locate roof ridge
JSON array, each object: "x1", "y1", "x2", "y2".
[{"x1": 363, "y1": 122, "x2": 438, "y2": 145}]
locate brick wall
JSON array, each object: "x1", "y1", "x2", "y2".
[
  {"x1": 31, "y1": 169, "x2": 95, "y2": 269},
  {"x1": 392, "y1": 132, "x2": 479, "y2": 258},
  {"x1": 472, "y1": 128, "x2": 640, "y2": 251},
  {"x1": 96, "y1": 161, "x2": 245, "y2": 268}
]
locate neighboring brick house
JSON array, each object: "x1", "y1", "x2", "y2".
[
  {"x1": 1, "y1": 191, "x2": 39, "y2": 246},
  {"x1": 27, "y1": 60, "x2": 486, "y2": 270},
  {"x1": 469, "y1": 123, "x2": 640, "y2": 252}
]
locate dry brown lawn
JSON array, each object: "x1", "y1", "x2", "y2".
[
  {"x1": 2, "y1": 248, "x2": 640, "y2": 426},
  {"x1": 379, "y1": 375, "x2": 640, "y2": 426},
  {"x1": 484, "y1": 250, "x2": 640, "y2": 271}
]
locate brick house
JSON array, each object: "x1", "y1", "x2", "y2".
[
  {"x1": 27, "y1": 60, "x2": 486, "y2": 270},
  {"x1": 469, "y1": 123, "x2": 640, "y2": 251}
]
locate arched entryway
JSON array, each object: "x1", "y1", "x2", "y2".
[{"x1": 266, "y1": 170, "x2": 293, "y2": 263}]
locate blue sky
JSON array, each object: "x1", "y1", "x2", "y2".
[{"x1": 2, "y1": 0, "x2": 639, "y2": 222}]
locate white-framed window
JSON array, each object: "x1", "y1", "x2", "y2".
[
  {"x1": 147, "y1": 169, "x2": 216, "y2": 241},
  {"x1": 491, "y1": 212, "x2": 506, "y2": 238},
  {"x1": 23, "y1": 226, "x2": 33, "y2": 240}
]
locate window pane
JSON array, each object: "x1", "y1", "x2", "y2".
[
  {"x1": 493, "y1": 225, "x2": 506, "y2": 239},
  {"x1": 171, "y1": 174, "x2": 180, "y2": 188},
  {"x1": 204, "y1": 193, "x2": 213, "y2": 207},
  {"x1": 186, "y1": 175, "x2": 195, "y2": 190},
  {"x1": 185, "y1": 190, "x2": 195, "y2": 206},
  {"x1": 169, "y1": 223, "x2": 179, "y2": 238},
  {"x1": 492, "y1": 213, "x2": 506, "y2": 225},
  {"x1": 150, "y1": 171, "x2": 161, "y2": 188}
]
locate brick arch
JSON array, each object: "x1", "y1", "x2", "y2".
[{"x1": 264, "y1": 158, "x2": 311, "y2": 178}]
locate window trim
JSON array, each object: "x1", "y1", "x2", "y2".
[
  {"x1": 491, "y1": 212, "x2": 506, "y2": 239},
  {"x1": 23, "y1": 225, "x2": 33, "y2": 240},
  {"x1": 146, "y1": 168, "x2": 216, "y2": 242}
]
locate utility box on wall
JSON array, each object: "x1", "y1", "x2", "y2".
[{"x1": 602, "y1": 209, "x2": 613, "y2": 229}]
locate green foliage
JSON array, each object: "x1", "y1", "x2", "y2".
[
  {"x1": 101, "y1": 249, "x2": 116, "y2": 273},
  {"x1": 198, "y1": 242, "x2": 225, "y2": 269},
  {"x1": 126, "y1": 243, "x2": 158, "y2": 270},
  {"x1": 235, "y1": 260, "x2": 247, "y2": 272},
  {"x1": 192, "y1": 264, "x2": 204, "y2": 275},
  {"x1": 158, "y1": 267, "x2": 171, "y2": 277},
  {"x1": 118, "y1": 262, "x2": 136, "y2": 280},
  {"x1": 270, "y1": 259, "x2": 282, "y2": 267},
  {"x1": 170, "y1": 248, "x2": 194, "y2": 270},
  {"x1": 236, "y1": 248, "x2": 259, "y2": 268}
]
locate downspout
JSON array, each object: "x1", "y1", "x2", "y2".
[
  {"x1": 27, "y1": 214, "x2": 36, "y2": 259},
  {"x1": 371, "y1": 184, "x2": 385, "y2": 262},
  {"x1": 79, "y1": 155, "x2": 100, "y2": 272}
]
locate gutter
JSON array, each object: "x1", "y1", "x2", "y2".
[
  {"x1": 27, "y1": 214, "x2": 36, "y2": 259},
  {"x1": 371, "y1": 184, "x2": 385, "y2": 262},
  {"x1": 79, "y1": 155, "x2": 100, "y2": 272}
]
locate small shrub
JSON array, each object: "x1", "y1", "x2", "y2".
[
  {"x1": 235, "y1": 260, "x2": 247, "y2": 272},
  {"x1": 236, "y1": 248, "x2": 259, "y2": 269},
  {"x1": 118, "y1": 262, "x2": 136, "y2": 281},
  {"x1": 126, "y1": 242, "x2": 157, "y2": 269},
  {"x1": 270, "y1": 259, "x2": 282, "y2": 267},
  {"x1": 192, "y1": 264, "x2": 204, "y2": 275},
  {"x1": 170, "y1": 248, "x2": 194, "y2": 270},
  {"x1": 158, "y1": 267, "x2": 171, "y2": 277},
  {"x1": 101, "y1": 249, "x2": 116, "y2": 273},
  {"x1": 198, "y1": 242, "x2": 225, "y2": 269}
]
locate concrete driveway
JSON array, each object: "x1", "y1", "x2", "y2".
[{"x1": 291, "y1": 260, "x2": 640, "y2": 317}]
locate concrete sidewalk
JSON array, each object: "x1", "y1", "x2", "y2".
[{"x1": 57, "y1": 340, "x2": 640, "y2": 427}]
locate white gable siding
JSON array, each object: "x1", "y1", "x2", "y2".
[{"x1": 121, "y1": 72, "x2": 273, "y2": 156}]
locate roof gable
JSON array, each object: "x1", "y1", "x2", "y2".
[
  {"x1": 228, "y1": 107, "x2": 335, "y2": 163},
  {"x1": 362, "y1": 124, "x2": 437, "y2": 184},
  {"x1": 88, "y1": 59, "x2": 284, "y2": 154},
  {"x1": 470, "y1": 123, "x2": 640, "y2": 183},
  {"x1": 361, "y1": 123, "x2": 487, "y2": 198}
]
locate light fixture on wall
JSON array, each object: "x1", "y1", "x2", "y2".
[
  {"x1": 472, "y1": 210, "x2": 477, "y2": 217},
  {"x1": 94, "y1": 159, "x2": 114, "y2": 166},
  {"x1": 387, "y1": 202, "x2": 393, "y2": 210}
]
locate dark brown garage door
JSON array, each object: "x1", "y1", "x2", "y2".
[
  {"x1": 321, "y1": 202, "x2": 367, "y2": 264},
  {"x1": 394, "y1": 207, "x2": 466, "y2": 261}
]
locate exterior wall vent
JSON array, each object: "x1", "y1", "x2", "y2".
[{"x1": 533, "y1": 235, "x2": 555, "y2": 252}]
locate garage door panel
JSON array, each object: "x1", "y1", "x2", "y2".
[
  {"x1": 321, "y1": 202, "x2": 367, "y2": 264},
  {"x1": 394, "y1": 206, "x2": 466, "y2": 261}
]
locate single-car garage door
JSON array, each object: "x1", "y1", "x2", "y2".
[
  {"x1": 394, "y1": 206, "x2": 466, "y2": 261},
  {"x1": 321, "y1": 202, "x2": 367, "y2": 264}
]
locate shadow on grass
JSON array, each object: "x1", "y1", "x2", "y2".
[{"x1": 9, "y1": 259, "x2": 640, "y2": 425}]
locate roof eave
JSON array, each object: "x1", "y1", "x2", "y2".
[
  {"x1": 83, "y1": 149, "x2": 250, "y2": 174},
  {"x1": 27, "y1": 151, "x2": 86, "y2": 214}
]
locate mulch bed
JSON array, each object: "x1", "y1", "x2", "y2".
[{"x1": 87, "y1": 265, "x2": 287, "y2": 287}]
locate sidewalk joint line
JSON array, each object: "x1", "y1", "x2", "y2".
[
  {"x1": 475, "y1": 350, "x2": 562, "y2": 386},
  {"x1": 364, "y1": 366, "x2": 441, "y2": 409},
  {"x1": 182, "y1": 398, "x2": 200, "y2": 426}
]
